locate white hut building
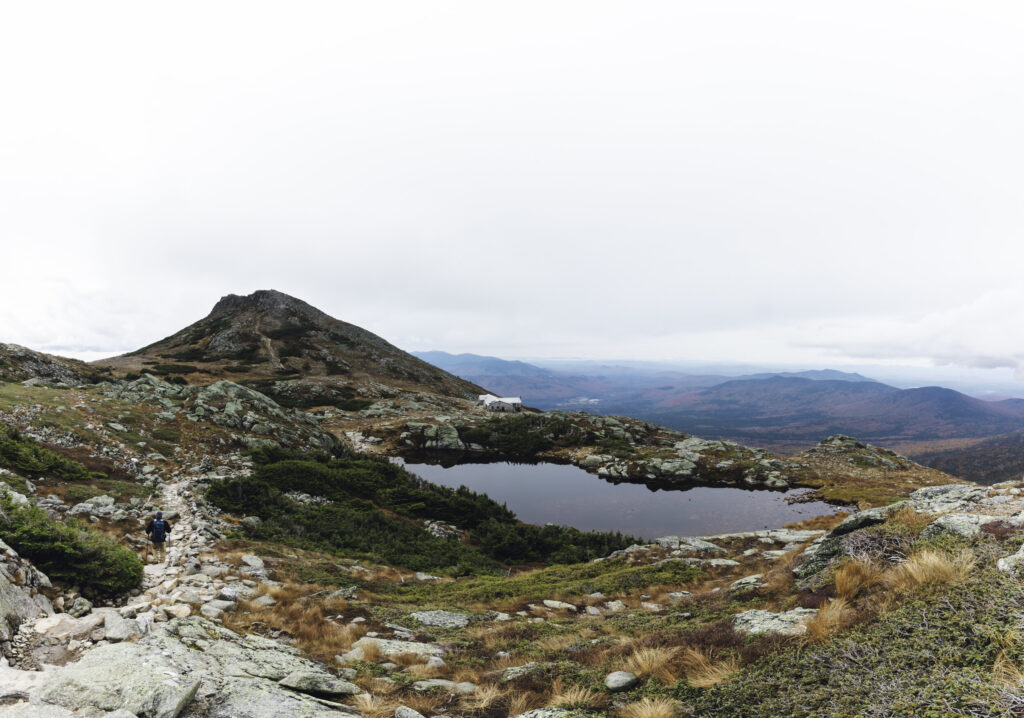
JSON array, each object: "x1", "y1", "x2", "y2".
[{"x1": 477, "y1": 394, "x2": 523, "y2": 412}]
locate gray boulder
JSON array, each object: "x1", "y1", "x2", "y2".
[
  {"x1": 732, "y1": 608, "x2": 817, "y2": 636},
  {"x1": 919, "y1": 513, "x2": 998, "y2": 540},
  {"x1": 278, "y1": 670, "x2": 360, "y2": 696},
  {"x1": 909, "y1": 484, "x2": 986, "y2": 514},
  {"x1": 999, "y1": 544, "x2": 1024, "y2": 572},
  {"x1": 26, "y1": 617, "x2": 357, "y2": 718},
  {"x1": 604, "y1": 670, "x2": 640, "y2": 691},
  {"x1": 31, "y1": 640, "x2": 201, "y2": 718},
  {"x1": 0, "y1": 569, "x2": 42, "y2": 644},
  {"x1": 409, "y1": 610, "x2": 470, "y2": 629},
  {"x1": 345, "y1": 637, "x2": 444, "y2": 659}
]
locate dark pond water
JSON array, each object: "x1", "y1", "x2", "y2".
[{"x1": 398, "y1": 459, "x2": 842, "y2": 540}]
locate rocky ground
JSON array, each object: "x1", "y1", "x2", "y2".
[{"x1": 2, "y1": 354, "x2": 1024, "y2": 716}]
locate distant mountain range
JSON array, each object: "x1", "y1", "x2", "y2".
[{"x1": 416, "y1": 351, "x2": 1024, "y2": 478}]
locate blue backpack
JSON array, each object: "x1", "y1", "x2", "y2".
[{"x1": 150, "y1": 520, "x2": 167, "y2": 542}]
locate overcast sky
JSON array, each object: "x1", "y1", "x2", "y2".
[{"x1": 3, "y1": 2, "x2": 1024, "y2": 383}]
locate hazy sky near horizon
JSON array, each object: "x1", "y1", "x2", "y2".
[{"x1": 3, "y1": 2, "x2": 1024, "y2": 379}]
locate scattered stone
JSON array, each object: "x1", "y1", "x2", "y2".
[
  {"x1": 542, "y1": 599, "x2": 576, "y2": 611},
  {"x1": 395, "y1": 707, "x2": 427, "y2": 718},
  {"x1": 729, "y1": 574, "x2": 764, "y2": 592},
  {"x1": 67, "y1": 597, "x2": 92, "y2": 618}
]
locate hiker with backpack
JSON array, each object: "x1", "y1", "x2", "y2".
[{"x1": 146, "y1": 511, "x2": 173, "y2": 564}]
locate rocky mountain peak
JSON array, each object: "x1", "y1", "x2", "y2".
[
  {"x1": 95, "y1": 290, "x2": 485, "y2": 403},
  {"x1": 208, "y1": 289, "x2": 326, "y2": 322}
]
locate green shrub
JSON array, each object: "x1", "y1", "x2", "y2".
[
  {"x1": 150, "y1": 427, "x2": 181, "y2": 442},
  {"x1": 151, "y1": 364, "x2": 200, "y2": 375},
  {"x1": 0, "y1": 497, "x2": 143, "y2": 597},
  {"x1": 453, "y1": 414, "x2": 598, "y2": 458},
  {"x1": 0, "y1": 426, "x2": 90, "y2": 481}
]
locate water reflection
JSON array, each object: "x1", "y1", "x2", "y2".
[{"x1": 397, "y1": 459, "x2": 842, "y2": 540}]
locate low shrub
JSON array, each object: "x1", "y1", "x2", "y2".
[
  {"x1": 684, "y1": 569, "x2": 1024, "y2": 716},
  {"x1": 0, "y1": 496, "x2": 143, "y2": 597},
  {"x1": 0, "y1": 426, "x2": 91, "y2": 481}
]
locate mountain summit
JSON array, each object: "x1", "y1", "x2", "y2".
[{"x1": 95, "y1": 289, "x2": 483, "y2": 401}]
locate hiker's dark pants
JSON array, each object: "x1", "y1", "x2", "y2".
[{"x1": 152, "y1": 540, "x2": 166, "y2": 563}]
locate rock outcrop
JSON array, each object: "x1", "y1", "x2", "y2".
[{"x1": 10, "y1": 617, "x2": 359, "y2": 717}]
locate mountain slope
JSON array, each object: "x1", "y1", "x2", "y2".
[
  {"x1": 0, "y1": 343, "x2": 92, "y2": 384},
  {"x1": 94, "y1": 290, "x2": 485, "y2": 402}
]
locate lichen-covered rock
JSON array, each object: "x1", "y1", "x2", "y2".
[
  {"x1": 394, "y1": 707, "x2": 426, "y2": 718},
  {"x1": 908, "y1": 484, "x2": 986, "y2": 514},
  {"x1": 500, "y1": 662, "x2": 557, "y2": 683},
  {"x1": 31, "y1": 640, "x2": 201, "y2": 718},
  {"x1": 26, "y1": 617, "x2": 352, "y2": 718},
  {"x1": 278, "y1": 670, "x2": 360, "y2": 696},
  {"x1": 998, "y1": 544, "x2": 1024, "y2": 572},
  {"x1": 919, "y1": 513, "x2": 998, "y2": 540},
  {"x1": 0, "y1": 562, "x2": 44, "y2": 646},
  {"x1": 409, "y1": 610, "x2": 470, "y2": 629},
  {"x1": 411, "y1": 678, "x2": 476, "y2": 694},
  {"x1": 729, "y1": 574, "x2": 764, "y2": 592},
  {"x1": 346, "y1": 636, "x2": 444, "y2": 659},
  {"x1": 732, "y1": 608, "x2": 817, "y2": 636}
]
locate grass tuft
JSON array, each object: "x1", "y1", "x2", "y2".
[
  {"x1": 618, "y1": 697, "x2": 680, "y2": 718},
  {"x1": 624, "y1": 646, "x2": 681, "y2": 683},
  {"x1": 804, "y1": 598, "x2": 857, "y2": 643},
  {"x1": 679, "y1": 646, "x2": 739, "y2": 688},
  {"x1": 888, "y1": 549, "x2": 976, "y2": 591},
  {"x1": 834, "y1": 558, "x2": 884, "y2": 600}
]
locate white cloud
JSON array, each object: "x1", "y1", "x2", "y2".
[{"x1": 1, "y1": 1, "x2": 1023, "y2": 380}]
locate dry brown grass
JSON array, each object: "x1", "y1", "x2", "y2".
[
  {"x1": 392, "y1": 651, "x2": 425, "y2": 667},
  {"x1": 224, "y1": 583, "x2": 368, "y2": 663},
  {"x1": 834, "y1": 558, "x2": 885, "y2": 600},
  {"x1": 358, "y1": 639, "x2": 382, "y2": 663},
  {"x1": 804, "y1": 598, "x2": 857, "y2": 643},
  {"x1": 401, "y1": 691, "x2": 449, "y2": 716},
  {"x1": 536, "y1": 634, "x2": 578, "y2": 653},
  {"x1": 405, "y1": 663, "x2": 443, "y2": 679},
  {"x1": 887, "y1": 505, "x2": 936, "y2": 533},
  {"x1": 507, "y1": 690, "x2": 546, "y2": 717},
  {"x1": 462, "y1": 683, "x2": 506, "y2": 712},
  {"x1": 887, "y1": 549, "x2": 976, "y2": 591},
  {"x1": 760, "y1": 565, "x2": 796, "y2": 597},
  {"x1": 548, "y1": 678, "x2": 604, "y2": 709},
  {"x1": 678, "y1": 646, "x2": 739, "y2": 688},
  {"x1": 783, "y1": 513, "x2": 850, "y2": 531},
  {"x1": 623, "y1": 646, "x2": 680, "y2": 683},
  {"x1": 994, "y1": 652, "x2": 1024, "y2": 688},
  {"x1": 351, "y1": 693, "x2": 389, "y2": 718},
  {"x1": 618, "y1": 697, "x2": 681, "y2": 718}
]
